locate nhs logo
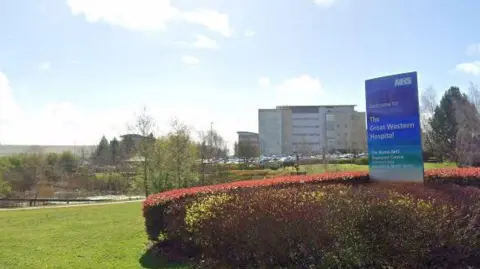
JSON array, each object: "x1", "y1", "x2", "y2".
[{"x1": 394, "y1": 77, "x2": 412, "y2": 86}]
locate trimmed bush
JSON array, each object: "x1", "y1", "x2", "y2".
[
  {"x1": 425, "y1": 168, "x2": 480, "y2": 186},
  {"x1": 143, "y1": 171, "x2": 368, "y2": 241},
  {"x1": 187, "y1": 184, "x2": 480, "y2": 268},
  {"x1": 143, "y1": 168, "x2": 480, "y2": 267}
]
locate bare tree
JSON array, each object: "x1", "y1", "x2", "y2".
[
  {"x1": 24, "y1": 146, "x2": 46, "y2": 204},
  {"x1": 468, "y1": 82, "x2": 480, "y2": 113},
  {"x1": 456, "y1": 84, "x2": 480, "y2": 166},
  {"x1": 128, "y1": 106, "x2": 156, "y2": 197},
  {"x1": 207, "y1": 129, "x2": 228, "y2": 161},
  {"x1": 197, "y1": 131, "x2": 209, "y2": 185},
  {"x1": 349, "y1": 141, "x2": 359, "y2": 164},
  {"x1": 420, "y1": 86, "x2": 437, "y2": 153},
  {"x1": 297, "y1": 137, "x2": 312, "y2": 159}
]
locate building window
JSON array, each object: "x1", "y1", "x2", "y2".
[
  {"x1": 293, "y1": 133, "x2": 321, "y2": 136},
  {"x1": 292, "y1": 117, "x2": 320, "y2": 121},
  {"x1": 326, "y1": 122, "x2": 335, "y2": 130},
  {"x1": 327, "y1": 139, "x2": 337, "y2": 149},
  {"x1": 292, "y1": 142, "x2": 319, "y2": 146},
  {"x1": 292, "y1": 125, "x2": 320, "y2": 128}
]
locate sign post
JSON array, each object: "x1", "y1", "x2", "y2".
[{"x1": 365, "y1": 72, "x2": 424, "y2": 182}]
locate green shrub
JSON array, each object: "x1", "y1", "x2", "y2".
[{"x1": 354, "y1": 157, "x2": 369, "y2": 165}]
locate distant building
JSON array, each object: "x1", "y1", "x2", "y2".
[
  {"x1": 258, "y1": 105, "x2": 367, "y2": 155},
  {"x1": 120, "y1": 134, "x2": 145, "y2": 145},
  {"x1": 120, "y1": 134, "x2": 151, "y2": 157},
  {"x1": 237, "y1": 131, "x2": 259, "y2": 148}
]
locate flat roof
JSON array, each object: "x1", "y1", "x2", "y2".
[
  {"x1": 276, "y1": 105, "x2": 357, "y2": 108},
  {"x1": 258, "y1": 108, "x2": 280, "y2": 112},
  {"x1": 237, "y1": 131, "x2": 258, "y2": 135}
]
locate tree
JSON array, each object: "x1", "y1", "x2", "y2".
[
  {"x1": 59, "y1": 151, "x2": 77, "y2": 174},
  {"x1": 0, "y1": 158, "x2": 12, "y2": 198},
  {"x1": 297, "y1": 137, "x2": 312, "y2": 158},
  {"x1": 94, "y1": 135, "x2": 110, "y2": 165},
  {"x1": 233, "y1": 141, "x2": 239, "y2": 157},
  {"x1": 420, "y1": 86, "x2": 437, "y2": 153},
  {"x1": 468, "y1": 82, "x2": 480, "y2": 112},
  {"x1": 429, "y1": 86, "x2": 468, "y2": 161},
  {"x1": 149, "y1": 137, "x2": 169, "y2": 192},
  {"x1": 109, "y1": 137, "x2": 120, "y2": 165},
  {"x1": 197, "y1": 131, "x2": 209, "y2": 185},
  {"x1": 236, "y1": 140, "x2": 259, "y2": 164},
  {"x1": 0, "y1": 178, "x2": 10, "y2": 198},
  {"x1": 23, "y1": 147, "x2": 46, "y2": 202},
  {"x1": 456, "y1": 83, "x2": 480, "y2": 166},
  {"x1": 129, "y1": 106, "x2": 156, "y2": 197},
  {"x1": 165, "y1": 118, "x2": 197, "y2": 188},
  {"x1": 349, "y1": 141, "x2": 360, "y2": 164},
  {"x1": 206, "y1": 129, "x2": 229, "y2": 160}
]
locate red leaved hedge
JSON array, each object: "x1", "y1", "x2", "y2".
[
  {"x1": 425, "y1": 167, "x2": 480, "y2": 186},
  {"x1": 144, "y1": 171, "x2": 368, "y2": 208},
  {"x1": 143, "y1": 171, "x2": 368, "y2": 241},
  {"x1": 189, "y1": 183, "x2": 480, "y2": 268},
  {"x1": 143, "y1": 168, "x2": 480, "y2": 267}
]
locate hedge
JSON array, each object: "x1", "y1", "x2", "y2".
[{"x1": 143, "y1": 168, "x2": 480, "y2": 268}]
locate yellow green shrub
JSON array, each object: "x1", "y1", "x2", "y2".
[{"x1": 185, "y1": 193, "x2": 233, "y2": 233}]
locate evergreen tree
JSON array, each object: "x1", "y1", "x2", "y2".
[
  {"x1": 429, "y1": 87, "x2": 469, "y2": 161},
  {"x1": 95, "y1": 135, "x2": 110, "y2": 165},
  {"x1": 110, "y1": 137, "x2": 120, "y2": 165}
]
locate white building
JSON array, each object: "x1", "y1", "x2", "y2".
[
  {"x1": 258, "y1": 109, "x2": 283, "y2": 156},
  {"x1": 258, "y1": 105, "x2": 366, "y2": 155}
]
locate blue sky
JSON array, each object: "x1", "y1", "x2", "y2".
[{"x1": 1, "y1": 0, "x2": 480, "y2": 147}]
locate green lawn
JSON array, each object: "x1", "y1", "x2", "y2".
[
  {"x1": 300, "y1": 162, "x2": 456, "y2": 174},
  {"x1": 0, "y1": 202, "x2": 189, "y2": 269}
]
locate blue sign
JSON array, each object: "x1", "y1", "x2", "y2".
[{"x1": 365, "y1": 72, "x2": 424, "y2": 182}]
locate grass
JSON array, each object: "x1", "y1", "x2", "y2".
[{"x1": 0, "y1": 202, "x2": 189, "y2": 269}]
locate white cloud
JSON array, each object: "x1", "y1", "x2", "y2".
[
  {"x1": 0, "y1": 72, "x2": 250, "y2": 150},
  {"x1": 313, "y1": 0, "x2": 336, "y2": 7},
  {"x1": 0, "y1": 72, "x2": 21, "y2": 123},
  {"x1": 276, "y1": 75, "x2": 323, "y2": 94},
  {"x1": 181, "y1": 9, "x2": 232, "y2": 37},
  {"x1": 466, "y1": 44, "x2": 480, "y2": 56},
  {"x1": 260, "y1": 75, "x2": 324, "y2": 106},
  {"x1": 456, "y1": 61, "x2": 480, "y2": 76},
  {"x1": 258, "y1": 77, "x2": 271, "y2": 88},
  {"x1": 181, "y1": 55, "x2": 200, "y2": 65},
  {"x1": 0, "y1": 71, "x2": 137, "y2": 145},
  {"x1": 175, "y1": 35, "x2": 218, "y2": 49},
  {"x1": 38, "y1": 61, "x2": 51, "y2": 71},
  {"x1": 67, "y1": 0, "x2": 232, "y2": 37},
  {"x1": 192, "y1": 34, "x2": 218, "y2": 49},
  {"x1": 244, "y1": 30, "x2": 256, "y2": 37}
]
